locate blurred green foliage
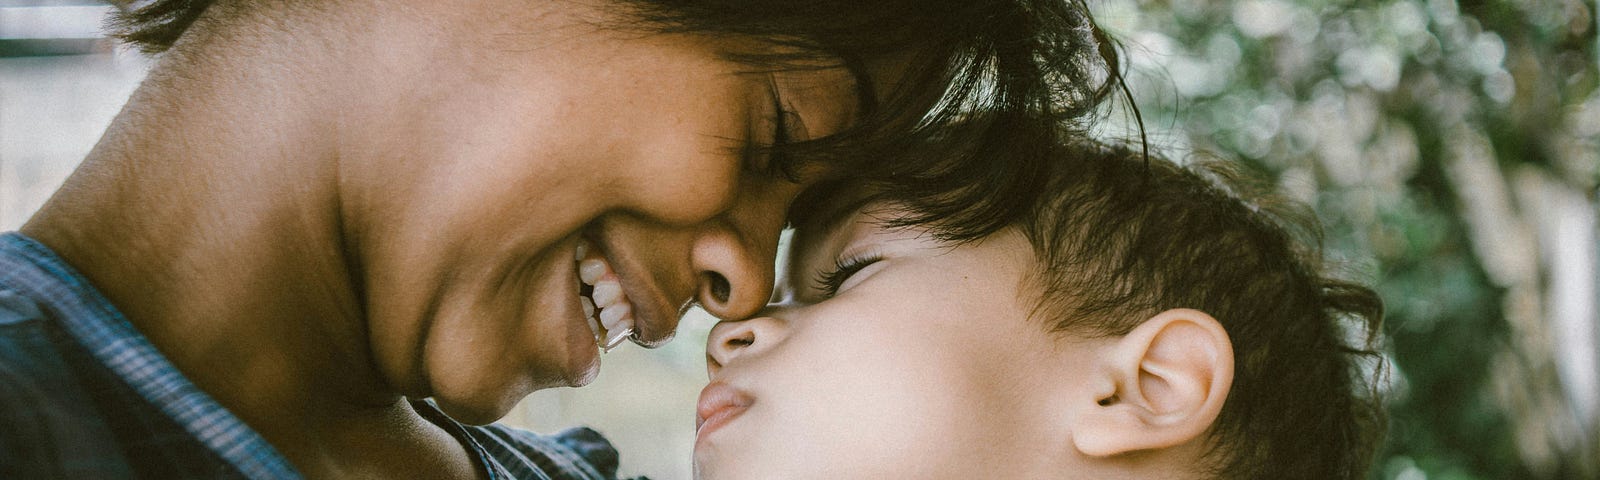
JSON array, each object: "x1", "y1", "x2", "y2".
[{"x1": 1097, "y1": 0, "x2": 1598, "y2": 478}]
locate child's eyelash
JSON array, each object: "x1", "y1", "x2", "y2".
[{"x1": 815, "y1": 253, "x2": 884, "y2": 298}]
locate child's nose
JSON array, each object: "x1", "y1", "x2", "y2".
[{"x1": 705, "y1": 316, "x2": 785, "y2": 378}]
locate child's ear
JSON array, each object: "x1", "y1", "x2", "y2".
[{"x1": 1071, "y1": 308, "x2": 1233, "y2": 457}]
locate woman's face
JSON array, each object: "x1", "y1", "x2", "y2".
[
  {"x1": 341, "y1": 1, "x2": 867, "y2": 423},
  {"x1": 695, "y1": 203, "x2": 1106, "y2": 479}
]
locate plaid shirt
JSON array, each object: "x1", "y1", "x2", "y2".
[{"x1": 0, "y1": 232, "x2": 631, "y2": 480}]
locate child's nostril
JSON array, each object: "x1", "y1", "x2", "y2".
[{"x1": 705, "y1": 272, "x2": 732, "y2": 305}]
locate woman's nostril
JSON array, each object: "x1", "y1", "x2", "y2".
[
  {"x1": 705, "y1": 272, "x2": 732, "y2": 305},
  {"x1": 727, "y1": 336, "x2": 754, "y2": 347}
]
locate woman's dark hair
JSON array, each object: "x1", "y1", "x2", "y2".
[
  {"x1": 612, "y1": 0, "x2": 1124, "y2": 244},
  {"x1": 107, "y1": 0, "x2": 1126, "y2": 243},
  {"x1": 1022, "y1": 139, "x2": 1388, "y2": 479}
]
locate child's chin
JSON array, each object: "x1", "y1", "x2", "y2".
[{"x1": 691, "y1": 451, "x2": 756, "y2": 480}]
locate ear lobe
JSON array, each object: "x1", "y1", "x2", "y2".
[{"x1": 1072, "y1": 309, "x2": 1234, "y2": 458}]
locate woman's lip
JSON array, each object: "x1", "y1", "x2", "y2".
[
  {"x1": 695, "y1": 381, "x2": 753, "y2": 442},
  {"x1": 587, "y1": 227, "x2": 678, "y2": 347}
]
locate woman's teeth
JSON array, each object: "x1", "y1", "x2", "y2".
[
  {"x1": 576, "y1": 240, "x2": 635, "y2": 352},
  {"x1": 599, "y1": 302, "x2": 631, "y2": 330},
  {"x1": 579, "y1": 258, "x2": 607, "y2": 284},
  {"x1": 592, "y1": 280, "x2": 622, "y2": 306}
]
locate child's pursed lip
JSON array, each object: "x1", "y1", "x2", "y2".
[{"x1": 696, "y1": 381, "x2": 754, "y2": 442}]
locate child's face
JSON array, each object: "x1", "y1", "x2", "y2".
[{"x1": 695, "y1": 203, "x2": 1109, "y2": 479}]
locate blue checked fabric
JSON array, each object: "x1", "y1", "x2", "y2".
[{"x1": 0, "y1": 232, "x2": 631, "y2": 480}]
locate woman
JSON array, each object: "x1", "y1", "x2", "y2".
[{"x1": 0, "y1": 0, "x2": 1116, "y2": 478}]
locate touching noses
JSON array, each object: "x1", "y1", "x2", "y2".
[
  {"x1": 705, "y1": 316, "x2": 785, "y2": 377},
  {"x1": 687, "y1": 178, "x2": 796, "y2": 321}
]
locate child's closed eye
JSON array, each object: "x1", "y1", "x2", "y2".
[{"x1": 815, "y1": 253, "x2": 884, "y2": 298}]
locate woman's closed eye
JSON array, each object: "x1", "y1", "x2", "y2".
[
  {"x1": 762, "y1": 75, "x2": 809, "y2": 172},
  {"x1": 814, "y1": 253, "x2": 883, "y2": 298}
]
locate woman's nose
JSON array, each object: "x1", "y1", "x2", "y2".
[
  {"x1": 689, "y1": 221, "x2": 778, "y2": 322},
  {"x1": 705, "y1": 315, "x2": 786, "y2": 378}
]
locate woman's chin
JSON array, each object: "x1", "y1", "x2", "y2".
[{"x1": 431, "y1": 392, "x2": 519, "y2": 425}]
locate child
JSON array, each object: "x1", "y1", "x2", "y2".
[{"x1": 694, "y1": 140, "x2": 1387, "y2": 479}]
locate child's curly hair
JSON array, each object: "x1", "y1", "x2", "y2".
[{"x1": 1020, "y1": 139, "x2": 1388, "y2": 479}]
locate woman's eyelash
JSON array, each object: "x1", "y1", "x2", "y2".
[
  {"x1": 772, "y1": 92, "x2": 791, "y2": 146},
  {"x1": 764, "y1": 72, "x2": 794, "y2": 145},
  {"x1": 815, "y1": 254, "x2": 883, "y2": 298},
  {"x1": 769, "y1": 91, "x2": 798, "y2": 164},
  {"x1": 766, "y1": 76, "x2": 812, "y2": 167}
]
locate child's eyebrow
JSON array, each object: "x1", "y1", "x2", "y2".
[{"x1": 788, "y1": 179, "x2": 874, "y2": 238}]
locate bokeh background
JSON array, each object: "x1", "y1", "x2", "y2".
[{"x1": 2, "y1": 1, "x2": 1595, "y2": 479}]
